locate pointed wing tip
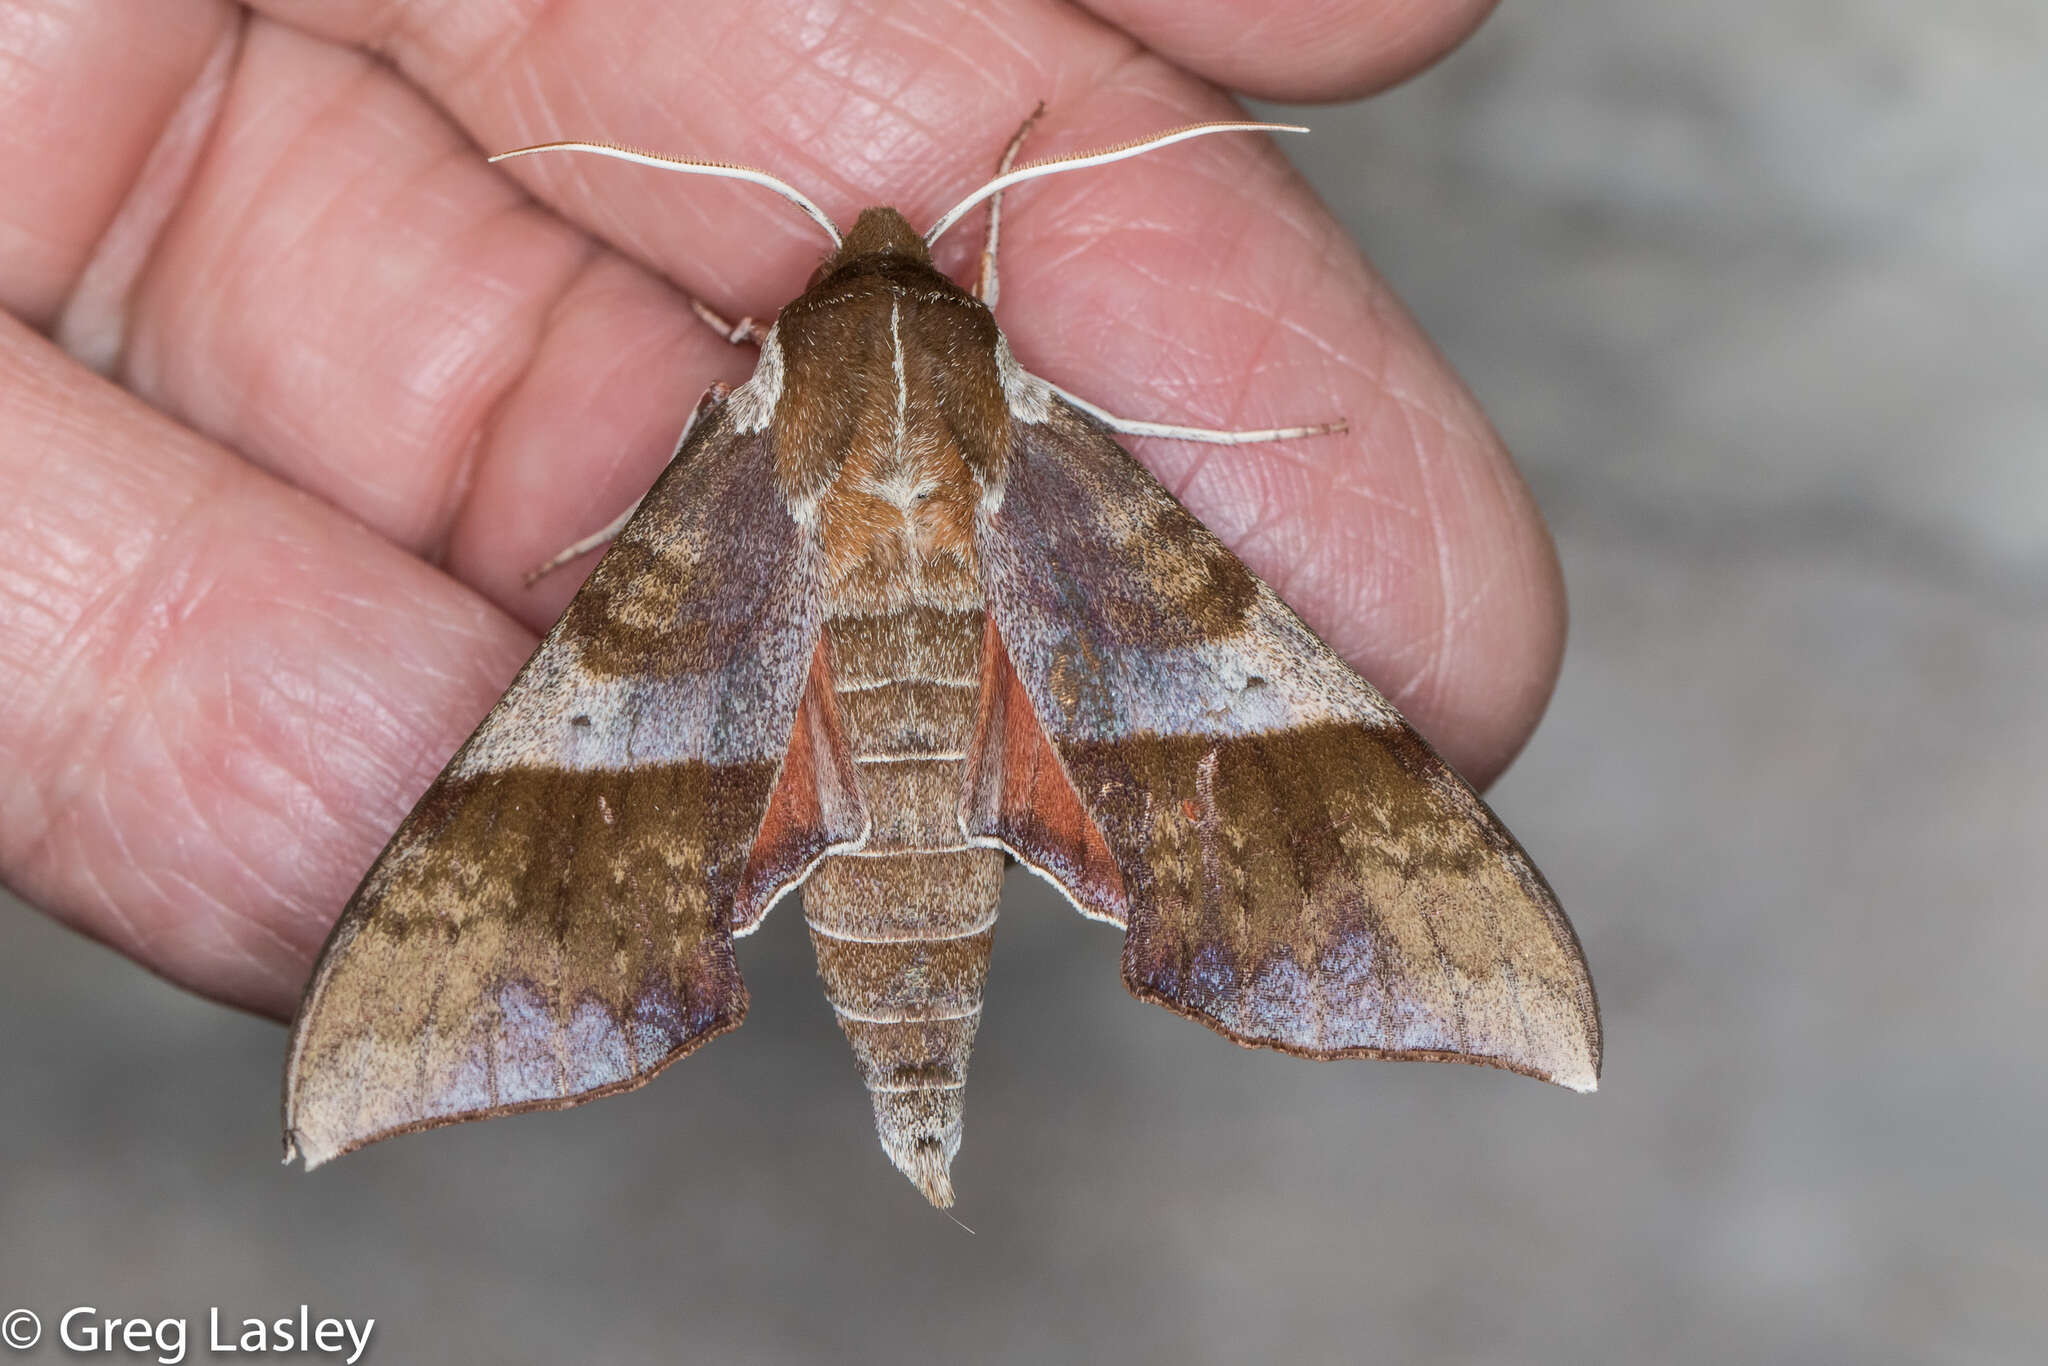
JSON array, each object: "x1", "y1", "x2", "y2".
[
  {"x1": 281, "y1": 1125, "x2": 332, "y2": 1171},
  {"x1": 1542, "y1": 1042, "x2": 1601, "y2": 1094},
  {"x1": 1556, "y1": 1069, "x2": 1600, "y2": 1095}
]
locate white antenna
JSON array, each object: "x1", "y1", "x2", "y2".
[
  {"x1": 488, "y1": 141, "x2": 843, "y2": 248},
  {"x1": 922, "y1": 121, "x2": 1308, "y2": 247}
]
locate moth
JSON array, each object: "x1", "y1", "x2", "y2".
[{"x1": 284, "y1": 116, "x2": 1600, "y2": 1208}]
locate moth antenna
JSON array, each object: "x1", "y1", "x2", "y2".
[
  {"x1": 923, "y1": 121, "x2": 1308, "y2": 247},
  {"x1": 489, "y1": 140, "x2": 843, "y2": 248}
]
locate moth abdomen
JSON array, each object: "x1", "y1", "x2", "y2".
[
  {"x1": 806, "y1": 841, "x2": 1001, "y2": 1209},
  {"x1": 804, "y1": 606, "x2": 1000, "y2": 1207}
]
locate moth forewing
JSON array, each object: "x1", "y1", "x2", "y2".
[{"x1": 284, "y1": 118, "x2": 1597, "y2": 1209}]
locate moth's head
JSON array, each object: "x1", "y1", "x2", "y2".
[{"x1": 807, "y1": 207, "x2": 932, "y2": 288}]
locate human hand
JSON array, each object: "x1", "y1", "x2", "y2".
[{"x1": 0, "y1": 0, "x2": 1560, "y2": 1021}]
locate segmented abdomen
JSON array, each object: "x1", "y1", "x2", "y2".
[{"x1": 806, "y1": 606, "x2": 1000, "y2": 1206}]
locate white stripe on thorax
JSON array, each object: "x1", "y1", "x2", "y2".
[{"x1": 890, "y1": 298, "x2": 906, "y2": 448}]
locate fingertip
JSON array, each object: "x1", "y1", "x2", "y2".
[
  {"x1": 1422, "y1": 446, "x2": 1568, "y2": 791},
  {"x1": 1074, "y1": 0, "x2": 1502, "y2": 103}
]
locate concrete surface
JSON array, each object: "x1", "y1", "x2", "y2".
[{"x1": 3, "y1": 4, "x2": 2043, "y2": 1362}]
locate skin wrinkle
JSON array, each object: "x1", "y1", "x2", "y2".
[
  {"x1": 55, "y1": 14, "x2": 243, "y2": 368},
  {"x1": 1186, "y1": 469, "x2": 1366, "y2": 636},
  {"x1": 209, "y1": 61, "x2": 578, "y2": 549},
  {"x1": 0, "y1": 10, "x2": 63, "y2": 85},
  {"x1": 497, "y1": 44, "x2": 554, "y2": 152},
  {"x1": 1398, "y1": 388, "x2": 1457, "y2": 714},
  {"x1": 939, "y1": 0, "x2": 1044, "y2": 76},
  {"x1": 734, "y1": 67, "x2": 862, "y2": 201},
  {"x1": 1028, "y1": 221, "x2": 1381, "y2": 448},
  {"x1": 147, "y1": 863, "x2": 295, "y2": 992},
  {"x1": 358, "y1": 0, "x2": 422, "y2": 58},
  {"x1": 0, "y1": 497, "x2": 124, "y2": 688},
  {"x1": 1137, "y1": 175, "x2": 1398, "y2": 428},
  {"x1": 137, "y1": 40, "x2": 380, "y2": 411},
  {"x1": 479, "y1": 266, "x2": 704, "y2": 548},
  {"x1": 421, "y1": 225, "x2": 603, "y2": 562},
  {"x1": 507, "y1": 52, "x2": 837, "y2": 279},
  {"x1": 376, "y1": 0, "x2": 570, "y2": 96},
  {"x1": 1072, "y1": 0, "x2": 1498, "y2": 102},
  {"x1": 751, "y1": 8, "x2": 912, "y2": 203},
  {"x1": 0, "y1": 567, "x2": 66, "y2": 647},
  {"x1": 238, "y1": 53, "x2": 395, "y2": 287},
  {"x1": 1422, "y1": 411, "x2": 1553, "y2": 732},
  {"x1": 155, "y1": 731, "x2": 308, "y2": 964},
  {"x1": 513, "y1": 136, "x2": 654, "y2": 272},
  {"x1": 13, "y1": 390, "x2": 518, "y2": 1013},
  {"x1": 392, "y1": 273, "x2": 531, "y2": 430},
  {"x1": 69, "y1": 788, "x2": 151, "y2": 954},
  {"x1": 1029, "y1": 321, "x2": 1419, "y2": 547},
  {"x1": 332, "y1": 171, "x2": 573, "y2": 510},
  {"x1": 869, "y1": 14, "x2": 977, "y2": 120},
  {"x1": 1480, "y1": 416, "x2": 1565, "y2": 709},
  {"x1": 199, "y1": 662, "x2": 448, "y2": 953},
  {"x1": 104, "y1": 555, "x2": 362, "y2": 937},
  {"x1": 24, "y1": 464, "x2": 239, "y2": 809},
  {"x1": 0, "y1": 8, "x2": 180, "y2": 321},
  {"x1": 120, "y1": 71, "x2": 278, "y2": 398}
]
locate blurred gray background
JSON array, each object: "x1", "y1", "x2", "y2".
[{"x1": 4, "y1": 3, "x2": 2043, "y2": 1362}]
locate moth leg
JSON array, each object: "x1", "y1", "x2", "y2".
[
  {"x1": 522, "y1": 498, "x2": 641, "y2": 586},
  {"x1": 975, "y1": 101, "x2": 1047, "y2": 308},
  {"x1": 689, "y1": 298, "x2": 769, "y2": 347},
  {"x1": 523, "y1": 381, "x2": 731, "y2": 585},
  {"x1": 1045, "y1": 378, "x2": 1348, "y2": 444}
]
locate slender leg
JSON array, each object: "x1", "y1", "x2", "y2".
[
  {"x1": 523, "y1": 382, "x2": 732, "y2": 585},
  {"x1": 688, "y1": 297, "x2": 769, "y2": 346},
  {"x1": 1044, "y1": 379, "x2": 1347, "y2": 445},
  {"x1": 976, "y1": 101, "x2": 1046, "y2": 308},
  {"x1": 523, "y1": 497, "x2": 642, "y2": 586}
]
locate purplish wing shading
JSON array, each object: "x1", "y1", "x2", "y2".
[
  {"x1": 971, "y1": 400, "x2": 1600, "y2": 1089},
  {"x1": 285, "y1": 405, "x2": 858, "y2": 1166}
]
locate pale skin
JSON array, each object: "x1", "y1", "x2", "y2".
[{"x1": 0, "y1": 0, "x2": 1562, "y2": 1024}]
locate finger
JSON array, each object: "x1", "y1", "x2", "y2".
[
  {"x1": 116, "y1": 18, "x2": 726, "y2": 565},
  {"x1": 1068, "y1": 0, "x2": 1502, "y2": 101},
  {"x1": 0, "y1": 312, "x2": 532, "y2": 1019},
  {"x1": 0, "y1": 0, "x2": 234, "y2": 328},
  {"x1": 141, "y1": 0, "x2": 1556, "y2": 780}
]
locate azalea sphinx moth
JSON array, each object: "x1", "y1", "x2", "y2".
[{"x1": 284, "y1": 117, "x2": 1599, "y2": 1207}]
